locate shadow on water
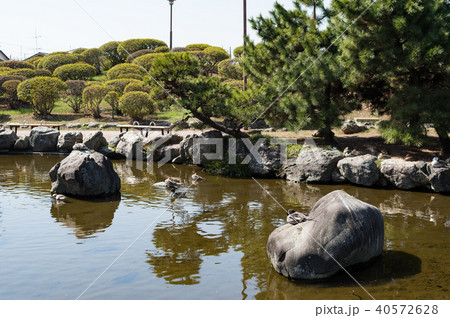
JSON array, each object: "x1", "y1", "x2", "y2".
[
  {"x1": 50, "y1": 195, "x2": 120, "y2": 239},
  {"x1": 265, "y1": 250, "x2": 421, "y2": 300}
]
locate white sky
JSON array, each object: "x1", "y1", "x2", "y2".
[{"x1": 0, "y1": 0, "x2": 300, "y2": 60}]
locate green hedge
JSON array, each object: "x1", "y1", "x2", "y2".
[
  {"x1": 17, "y1": 76, "x2": 67, "y2": 117},
  {"x1": 233, "y1": 46, "x2": 244, "y2": 58},
  {"x1": 105, "y1": 78, "x2": 142, "y2": 94},
  {"x1": 72, "y1": 48, "x2": 87, "y2": 54},
  {"x1": 186, "y1": 44, "x2": 211, "y2": 51},
  {"x1": 125, "y1": 49, "x2": 154, "y2": 63},
  {"x1": 218, "y1": 59, "x2": 243, "y2": 80},
  {"x1": 35, "y1": 69, "x2": 52, "y2": 77},
  {"x1": 154, "y1": 46, "x2": 170, "y2": 53},
  {"x1": 8, "y1": 69, "x2": 37, "y2": 78},
  {"x1": 38, "y1": 53, "x2": 83, "y2": 73},
  {"x1": 119, "y1": 91, "x2": 154, "y2": 121},
  {"x1": 117, "y1": 38, "x2": 167, "y2": 60},
  {"x1": 124, "y1": 82, "x2": 151, "y2": 93},
  {"x1": 0, "y1": 60, "x2": 35, "y2": 70},
  {"x1": 81, "y1": 48, "x2": 102, "y2": 73},
  {"x1": 54, "y1": 63, "x2": 97, "y2": 81},
  {"x1": 107, "y1": 63, "x2": 147, "y2": 80},
  {"x1": 99, "y1": 41, "x2": 123, "y2": 67},
  {"x1": 64, "y1": 80, "x2": 87, "y2": 113},
  {"x1": 133, "y1": 53, "x2": 164, "y2": 70},
  {"x1": 0, "y1": 74, "x2": 26, "y2": 86},
  {"x1": 82, "y1": 84, "x2": 109, "y2": 118}
]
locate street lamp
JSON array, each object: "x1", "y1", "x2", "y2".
[
  {"x1": 243, "y1": 0, "x2": 247, "y2": 91},
  {"x1": 168, "y1": 0, "x2": 176, "y2": 50}
]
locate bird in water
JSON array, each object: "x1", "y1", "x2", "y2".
[
  {"x1": 170, "y1": 188, "x2": 187, "y2": 199},
  {"x1": 165, "y1": 177, "x2": 182, "y2": 189},
  {"x1": 191, "y1": 173, "x2": 204, "y2": 182},
  {"x1": 431, "y1": 157, "x2": 446, "y2": 168},
  {"x1": 286, "y1": 209, "x2": 308, "y2": 225},
  {"x1": 52, "y1": 194, "x2": 67, "y2": 202}
]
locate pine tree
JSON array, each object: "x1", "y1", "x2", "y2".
[
  {"x1": 244, "y1": 0, "x2": 355, "y2": 144},
  {"x1": 335, "y1": 0, "x2": 450, "y2": 154}
]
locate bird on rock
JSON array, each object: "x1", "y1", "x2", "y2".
[
  {"x1": 170, "y1": 188, "x2": 187, "y2": 199},
  {"x1": 286, "y1": 209, "x2": 308, "y2": 225},
  {"x1": 431, "y1": 157, "x2": 446, "y2": 168},
  {"x1": 165, "y1": 177, "x2": 182, "y2": 189},
  {"x1": 191, "y1": 173, "x2": 204, "y2": 182}
]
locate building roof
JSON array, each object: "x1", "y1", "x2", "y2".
[
  {"x1": 0, "y1": 50, "x2": 9, "y2": 61},
  {"x1": 24, "y1": 52, "x2": 47, "y2": 61}
]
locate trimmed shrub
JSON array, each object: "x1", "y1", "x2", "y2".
[
  {"x1": 26, "y1": 56, "x2": 43, "y2": 67},
  {"x1": 154, "y1": 46, "x2": 170, "y2": 53},
  {"x1": 117, "y1": 38, "x2": 168, "y2": 60},
  {"x1": 107, "y1": 63, "x2": 147, "y2": 80},
  {"x1": 233, "y1": 46, "x2": 244, "y2": 58},
  {"x1": 119, "y1": 91, "x2": 154, "y2": 121},
  {"x1": 9, "y1": 69, "x2": 37, "y2": 78},
  {"x1": 35, "y1": 69, "x2": 52, "y2": 77},
  {"x1": 81, "y1": 48, "x2": 102, "y2": 73},
  {"x1": 2, "y1": 80, "x2": 21, "y2": 104},
  {"x1": 203, "y1": 47, "x2": 229, "y2": 74},
  {"x1": 218, "y1": 59, "x2": 243, "y2": 80},
  {"x1": 186, "y1": 44, "x2": 211, "y2": 51},
  {"x1": 0, "y1": 60, "x2": 34, "y2": 70},
  {"x1": 64, "y1": 80, "x2": 87, "y2": 113},
  {"x1": 104, "y1": 90, "x2": 120, "y2": 118},
  {"x1": 133, "y1": 53, "x2": 163, "y2": 71},
  {"x1": 99, "y1": 41, "x2": 123, "y2": 66},
  {"x1": 105, "y1": 78, "x2": 142, "y2": 94},
  {"x1": 82, "y1": 84, "x2": 109, "y2": 118},
  {"x1": 149, "y1": 53, "x2": 200, "y2": 83},
  {"x1": 0, "y1": 67, "x2": 12, "y2": 74},
  {"x1": 72, "y1": 48, "x2": 87, "y2": 54},
  {"x1": 125, "y1": 49, "x2": 154, "y2": 63},
  {"x1": 172, "y1": 47, "x2": 189, "y2": 53},
  {"x1": 124, "y1": 82, "x2": 151, "y2": 94},
  {"x1": 38, "y1": 54, "x2": 83, "y2": 73},
  {"x1": 54, "y1": 63, "x2": 96, "y2": 81},
  {"x1": 17, "y1": 76, "x2": 67, "y2": 117},
  {"x1": 0, "y1": 74, "x2": 26, "y2": 86},
  {"x1": 222, "y1": 79, "x2": 243, "y2": 90}
]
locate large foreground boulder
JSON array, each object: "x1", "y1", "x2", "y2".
[
  {"x1": 249, "y1": 146, "x2": 282, "y2": 177},
  {"x1": 30, "y1": 127, "x2": 59, "y2": 152},
  {"x1": 380, "y1": 159, "x2": 429, "y2": 190},
  {"x1": 267, "y1": 190, "x2": 384, "y2": 280},
  {"x1": 0, "y1": 129, "x2": 18, "y2": 150},
  {"x1": 337, "y1": 154, "x2": 380, "y2": 186},
  {"x1": 49, "y1": 150, "x2": 121, "y2": 197},
  {"x1": 179, "y1": 130, "x2": 223, "y2": 165},
  {"x1": 283, "y1": 148, "x2": 343, "y2": 183}
]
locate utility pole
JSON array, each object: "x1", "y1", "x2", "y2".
[
  {"x1": 243, "y1": 0, "x2": 247, "y2": 91},
  {"x1": 33, "y1": 29, "x2": 42, "y2": 53}
]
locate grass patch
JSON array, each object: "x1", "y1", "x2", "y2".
[
  {"x1": 286, "y1": 144, "x2": 303, "y2": 158},
  {"x1": 150, "y1": 108, "x2": 186, "y2": 123},
  {"x1": 92, "y1": 73, "x2": 107, "y2": 82}
]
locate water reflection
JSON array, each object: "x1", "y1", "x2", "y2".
[{"x1": 50, "y1": 196, "x2": 120, "y2": 239}]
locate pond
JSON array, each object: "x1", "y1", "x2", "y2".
[{"x1": 0, "y1": 155, "x2": 448, "y2": 300}]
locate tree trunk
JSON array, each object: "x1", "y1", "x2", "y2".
[
  {"x1": 189, "y1": 108, "x2": 249, "y2": 139},
  {"x1": 435, "y1": 125, "x2": 450, "y2": 155}
]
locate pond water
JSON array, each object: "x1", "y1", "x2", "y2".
[{"x1": 0, "y1": 155, "x2": 448, "y2": 300}]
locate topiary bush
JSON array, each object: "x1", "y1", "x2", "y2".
[
  {"x1": 0, "y1": 60, "x2": 35, "y2": 70},
  {"x1": 107, "y1": 63, "x2": 147, "y2": 80},
  {"x1": 34, "y1": 69, "x2": 52, "y2": 77},
  {"x1": 154, "y1": 46, "x2": 170, "y2": 53},
  {"x1": 0, "y1": 67, "x2": 12, "y2": 74},
  {"x1": 72, "y1": 48, "x2": 87, "y2": 54},
  {"x1": 82, "y1": 84, "x2": 109, "y2": 118},
  {"x1": 119, "y1": 91, "x2": 154, "y2": 121},
  {"x1": 25, "y1": 56, "x2": 43, "y2": 67},
  {"x1": 105, "y1": 78, "x2": 142, "y2": 94},
  {"x1": 133, "y1": 53, "x2": 164, "y2": 70},
  {"x1": 64, "y1": 80, "x2": 87, "y2": 113},
  {"x1": 186, "y1": 44, "x2": 211, "y2": 51},
  {"x1": 222, "y1": 79, "x2": 243, "y2": 91},
  {"x1": 38, "y1": 54, "x2": 83, "y2": 73},
  {"x1": 172, "y1": 47, "x2": 189, "y2": 53},
  {"x1": 8, "y1": 68, "x2": 37, "y2": 78},
  {"x1": 218, "y1": 59, "x2": 243, "y2": 80},
  {"x1": 53, "y1": 63, "x2": 97, "y2": 81},
  {"x1": 81, "y1": 48, "x2": 102, "y2": 73},
  {"x1": 203, "y1": 47, "x2": 229, "y2": 75},
  {"x1": 125, "y1": 49, "x2": 155, "y2": 63},
  {"x1": 2, "y1": 80, "x2": 22, "y2": 108},
  {"x1": 99, "y1": 41, "x2": 124, "y2": 67},
  {"x1": 233, "y1": 46, "x2": 244, "y2": 58},
  {"x1": 117, "y1": 38, "x2": 168, "y2": 60},
  {"x1": 17, "y1": 76, "x2": 67, "y2": 117},
  {"x1": 124, "y1": 82, "x2": 151, "y2": 94},
  {"x1": 104, "y1": 90, "x2": 121, "y2": 118},
  {"x1": 0, "y1": 74, "x2": 26, "y2": 86}
]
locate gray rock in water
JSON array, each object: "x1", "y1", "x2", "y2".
[
  {"x1": 341, "y1": 120, "x2": 368, "y2": 134},
  {"x1": 337, "y1": 154, "x2": 380, "y2": 186},
  {"x1": 108, "y1": 136, "x2": 120, "y2": 149},
  {"x1": 428, "y1": 166, "x2": 450, "y2": 193},
  {"x1": 267, "y1": 190, "x2": 384, "y2": 280},
  {"x1": 83, "y1": 130, "x2": 107, "y2": 151},
  {"x1": 115, "y1": 131, "x2": 145, "y2": 160},
  {"x1": 380, "y1": 159, "x2": 429, "y2": 190},
  {"x1": 29, "y1": 127, "x2": 59, "y2": 152},
  {"x1": 49, "y1": 150, "x2": 121, "y2": 197},
  {"x1": 283, "y1": 149, "x2": 343, "y2": 183},
  {"x1": 249, "y1": 146, "x2": 282, "y2": 177},
  {"x1": 152, "y1": 144, "x2": 181, "y2": 163},
  {"x1": 0, "y1": 129, "x2": 18, "y2": 150},
  {"x1": 98, "y1": 146, "x2": 124, "y2": 160},
  {"x1": 180, "y1": 130, "x2": 223, "y2": 165},
  {"x1": 57, "y1": 131, "x2": 83, "y2": 152},
  {"x1": 13, "y1": 135, "x2": 30, "y2": 151}
]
